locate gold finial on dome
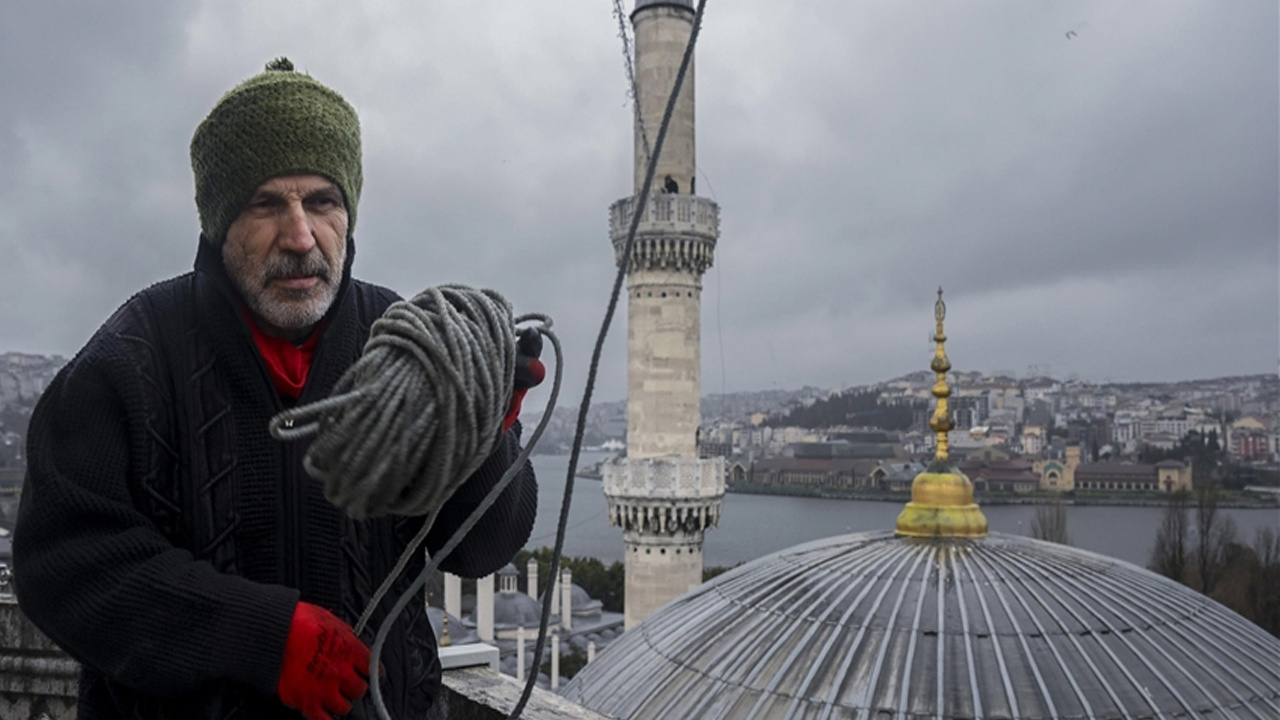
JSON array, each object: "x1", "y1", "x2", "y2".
[
  {"x1": 896, "y1": 288, "x2": 988, "y2": 538},
  {"x1": 929, "y1": 287, "x2": 954, "y2": 462},
  {"x1": 440, "y1": 613, "x2": 453, "y2": 647}
]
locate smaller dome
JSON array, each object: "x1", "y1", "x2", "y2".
[
  {"x1": 497, "y1": 563, "x2": 518, "y2": 577},
  {"x1": 494, "y1": 591, "x2": 543, "y2": 628},
  {"x1": 569, "y1": 584, "x2": 603, "y2": 612}
]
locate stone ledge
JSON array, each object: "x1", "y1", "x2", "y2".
[
  {"x1": 1, "y1": 597, "x2": 607, "y2": 720},
  {"x1": 0, "y1": 594, "x2": 78, "y2": 719},
  {"x1": 431, "y1": 666, "x2": 610, "y2": 720},
  {"x1": 439, "y1": 642, "x2": 499, "y2": 672}
]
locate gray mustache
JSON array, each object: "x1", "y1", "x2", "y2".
[{"x1": 262, "y1": 253, "x2": 331, "y2": 283}]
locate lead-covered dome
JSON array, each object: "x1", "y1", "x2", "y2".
[{"x1": 561, "y1": 530, "x2": 1280, "y2": 719}]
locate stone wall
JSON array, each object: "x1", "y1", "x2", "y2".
[
  {"x1": 429, "y1": 666, "x2": 609, "y2": 720},
  {"x1": 0, "y1": 596, "x2": 78, "y2": 720},
  {"x1": 0, "y1": 598, "x2": 603, "y2": 720}
]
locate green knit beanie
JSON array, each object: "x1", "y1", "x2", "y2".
[{"x1": 191, "y1": 57, "x2": 362, "y2": 245}]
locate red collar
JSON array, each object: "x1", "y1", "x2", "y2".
[{"x1": 243, "y1": 311, "x2": 322, "y2": 399}]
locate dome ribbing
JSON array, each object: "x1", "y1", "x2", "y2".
[{"x1": 562, "y1": 531, "x2": 1280, "y2": 719}]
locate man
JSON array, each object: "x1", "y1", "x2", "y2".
[{"x1": 13, "y1": 58, "x2": 540, "y2": 720}]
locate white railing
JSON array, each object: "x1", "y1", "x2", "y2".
[{"x1": 609, "y1": 195, "x2": 719, "y2": 240}]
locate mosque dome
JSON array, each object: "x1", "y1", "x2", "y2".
[
  {"x1": 561, "y1": 291, "x2": 1280, "y2": 718},
  {"x1": 494, "y1": 590, "x2": 544, "y2": 629},
  {"x1": 561, "y1": 530, "x2": 1280, "y2": 718},
  {"x1": 570, "y1": 584, "x2": 604, "y2": 616}
]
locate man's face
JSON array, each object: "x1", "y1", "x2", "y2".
[{"x1": 222, "y1": 174, "x2": 348, "y2": 340}]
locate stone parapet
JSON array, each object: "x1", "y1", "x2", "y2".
[
  {"x1": 0, "y1": 596, "x2": 606, "y2": 720},
  {"x1": 601, "y1": 456, "x2": 724, "y2": 501},
  {"x1": 0, "y1": 595, "x2": 78, "y2": 720},
  {"x1": 603, "y1": 457, "x2": 724, "y2": 540},
  {"x1": 429, "y1": 666, "x2": 610, "y2": 720}
]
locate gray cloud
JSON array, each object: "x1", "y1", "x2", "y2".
[{"x1": 0, "y1": 0, "x2": 1274, "y2": 409}]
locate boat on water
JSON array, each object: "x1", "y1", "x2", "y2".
[{"x1": 577, "y1": 462, "x2": 605, "y2": 480}]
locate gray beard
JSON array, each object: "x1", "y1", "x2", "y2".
[{"x1": 225, "y1": 248, "x2": 344, "y2": 335}]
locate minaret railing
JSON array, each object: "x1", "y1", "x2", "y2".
[{"x1": 609, "y1": 195, "x2": 720, "y2": 240}]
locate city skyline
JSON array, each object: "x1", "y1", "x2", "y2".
[{"x1": 0, "y1": 0, "x2": 1275, "y2": 407}]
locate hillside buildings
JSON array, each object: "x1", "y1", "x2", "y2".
[{"x1": 703, "y1": 372, "x2": 1277, "y2": 497}]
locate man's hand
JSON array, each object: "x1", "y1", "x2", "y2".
[
  {"x1": 277, "y1": 602, "x2": 371, "y2": 720},
  {"x1": 503, "y1": 327, "x2": 546, "y2": 433}
]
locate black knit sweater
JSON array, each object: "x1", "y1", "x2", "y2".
[{"x1": 13, "y1": 240, "x2": 537, "y2": 719}]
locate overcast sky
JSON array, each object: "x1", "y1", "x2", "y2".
[{"x1": 1, "y1": 0, "x2": 1276, "y2": 408}]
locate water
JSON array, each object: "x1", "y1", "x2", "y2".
[{"x1": 526, "y1": 453, "x2": 1280, "y2": 569}]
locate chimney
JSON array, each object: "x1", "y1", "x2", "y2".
[
  {"x1": 561, "y1": 568, "x2": 573, "y2": 631},
  {"x1": 477, "y1": 573, "x2": 494, "y2": 642},
  {"x1": 444, "y1": 572, "x2": 462, "y2": 619},
  {"x1": 527, "y1": 557, "x2": 539, "y2": 601}
]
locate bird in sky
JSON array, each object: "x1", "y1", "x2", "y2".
[{"x1": 1066, "y1": 30, "x2": 1078, "y2": 40}]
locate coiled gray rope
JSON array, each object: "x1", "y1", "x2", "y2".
[
  {"x1": 357, "y1": 322, "x2": 561, "y2": 720},
  {"x1": 270, "y1": 284, "x2": 516, "y2": 520},
  {"x1": 269, "y1": 284, "x2": 562, "y2": 720}
]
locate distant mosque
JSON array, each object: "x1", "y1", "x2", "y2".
[{"x1": 434, "y1": 559, "x2": 624, "y2": 688}]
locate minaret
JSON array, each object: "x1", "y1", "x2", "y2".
[{"x1": 602, "y1": 0, "x2": 724, "y2": 630}]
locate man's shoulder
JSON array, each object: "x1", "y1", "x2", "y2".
[
  {"x1": 100, "y1": 274, "x2": 199, "y2": 338},
  {"x1": 43, "y1": 274, "x2": 199, "y2": 403},
  {"x1": 347, "y1": 278, "x2": 401, "y2": 319}
]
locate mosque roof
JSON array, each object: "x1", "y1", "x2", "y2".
[{"x1": 561, "y1": 531, "x2": 1280, "y2": 719}]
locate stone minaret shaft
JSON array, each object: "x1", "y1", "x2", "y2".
[{"x1": 603, "y1": 0, "x2": 724, "y2": 630}]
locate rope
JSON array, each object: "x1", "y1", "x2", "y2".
[
  {"x1": 269, "y1": 290, "x2": 563, "y2": 720},
  {"x1": 269, "y1": 285, "x2": 516, "y2": 521},
  {"x1": 613, "y1": 0, "x2": 652, "y2": 166}
]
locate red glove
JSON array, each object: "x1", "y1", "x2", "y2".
[
  {"x1": 503, "y1": 327, "x2": 546, "y2": 433},
  {"x1": 277, "y1": 602, "x2": 371, "y2": 720}
]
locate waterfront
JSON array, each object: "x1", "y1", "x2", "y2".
[{"x1": 526, "y1": 453, "x2": 1280, "y2": 570}]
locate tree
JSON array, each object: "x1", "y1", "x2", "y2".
[
  {"x1": 542, "y1": 644, "x2": 590, "y2": 681},
  {"x1": 1245, "y1": 527, "x2": 1280, "y2": 637},
  {"x1": 703, "y1": 563, "x2": 741, "y2": 582},
  {"x1": 1030, "y1": 497, "x2": 1070, "y2": 545},
  {"x1": 765, "y1": 389, "x2": 922, "y2": 431},
  {"x1": 1149, "y1": 490, "x2": 1189, "y2": 583},
  {"x1": 513, "y1": 547, "x2": 626, "y2": 613},
  {"x1": 1194, "y1": 484, "x2": 1237, "y2": 595}
]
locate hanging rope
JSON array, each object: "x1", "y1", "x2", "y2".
[{"x1": 613, "y1": 0, "x2": 652, "y2": 166}]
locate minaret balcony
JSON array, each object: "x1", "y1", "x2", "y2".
[
  {"x1": 610, "y1": 195, "x2": 719, "y2": 243},
  {"x1": 609, "y1": 195, "x2": 719, "y2": 274},
  {"x1": 602, "y1": 456, "x2": 725, "y2": 501}
]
